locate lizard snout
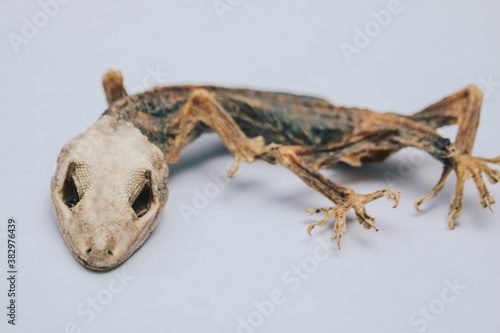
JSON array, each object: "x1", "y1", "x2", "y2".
[
  {"x1": 78, "y1": 241, "x2": 120, "y2": 270},
  {"x1": 85, "y1": 246, "x2": 114, "y2": 257}
]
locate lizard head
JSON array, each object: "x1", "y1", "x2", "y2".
[{"x1": 51, "y1": 115, "x2": 169, "y2": 270}]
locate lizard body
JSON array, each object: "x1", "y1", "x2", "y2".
[
  {"x1": 51, "y1": 70, "x2": 500, "y2": 270},
  {"x1": 106, "y1": 85, "x2": 449, "y2": 166}
]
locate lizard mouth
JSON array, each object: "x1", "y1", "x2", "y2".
[
  {"x1": 75, "y1": 255, "x2": 107, "y2": 271},
  {"x1": 73, "y1": 251, "x2": 121, "y2": 271}
]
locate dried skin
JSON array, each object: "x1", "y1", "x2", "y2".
[{"x1": 50, "y1": 70, "x2": 500, "y2": 270}]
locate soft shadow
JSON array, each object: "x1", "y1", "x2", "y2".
[{"x1": 168, "y1": 140, "x2": 229, "y2": 177}]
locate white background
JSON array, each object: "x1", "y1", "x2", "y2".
[{"x1": 1, "y1": 1, "x2": 499, "y2": 332}]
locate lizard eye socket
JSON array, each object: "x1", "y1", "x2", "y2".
[
  {"x1": 61, "y1": 162, "x2": 80, "y2": 209},
  {"x1": 131, "y1": 171, "x2": 153, "y2": 218}
]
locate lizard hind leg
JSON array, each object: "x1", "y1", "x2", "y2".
[{"x1": 411, "y1": 85, "x2": 500, "y2": 228}]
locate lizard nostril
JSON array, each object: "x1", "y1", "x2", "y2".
[
  {"x1": 86, "y1": 248, "x2": 92, "y2": 254},
  {"x1": 107, "y1": 249, "x2": 113, "y2": 256}
]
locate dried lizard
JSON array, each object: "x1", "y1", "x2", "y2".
[{"x1": 51, "y1": 70, "x2": 500, "y2": 270}]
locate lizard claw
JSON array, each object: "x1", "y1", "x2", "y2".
[
  {"x1": 306, "y1": 205, "x2": 346, "y2": 247},
  {"x1": 449, "y1": 154, "x2": 499, "y2": 229},
  {"x1": 226, "y1": 155, "x2": 242, "y2": 178},
  {"x1": 306, "y1": 188, "x2": 400, "y2": 249},
  {"x1": 306, "y1": 207, "x2": 339, "y2": 237},
  {"x1": 415, "y1": 166, "x2": 452, "y2": 212},
  {"x1": 383, "y1": 189, "x2": 401, "y2": 208},
  {"x1": 417, "y1": 154, "x2": 500, "y2": 229},
  {"x1": 226, "y1": 135, "x2": 270, "y2": 178},
  {"x1": 353, "y1": 203, "x2": 378, "y2": 231},
  {"x1": 331, "y1": 233, "x2": 343, "y2": 250}
]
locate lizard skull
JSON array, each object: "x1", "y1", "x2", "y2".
[{"x1": 51, "y1": 115, "x2": 169, "y2": 270}]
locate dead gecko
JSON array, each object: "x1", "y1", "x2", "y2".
[{"x1": 51, "y1": 70, "x2": 500, "y2": 270}]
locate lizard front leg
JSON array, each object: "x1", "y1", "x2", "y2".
[
  {"x1": 167, "y1": 89, "x2": 271, "y2": 177},
  {"x1": 273, "y1": 145, "x2": 400, "y2": 249},
  {"x1": 166, "y1": 90, "x2": 400, "y2": 249}
]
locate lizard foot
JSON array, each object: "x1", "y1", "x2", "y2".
[
  {"x1": 226, "y1": 136, "x2": 272, "y2": 178},
  {"x1": 306, "y1": 189, "x2": 401, "y2": 249},
  {"x1": 415, "y1": 154, "x2": 500, "y2": 229}
]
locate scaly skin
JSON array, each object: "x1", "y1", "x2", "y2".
[{"x1": 51, "y1": 70, "x2": 500, "y2": 270}]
